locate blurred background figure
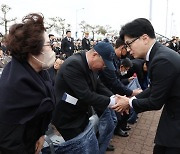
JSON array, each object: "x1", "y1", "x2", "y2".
[
  {"x1": 61, "y1": 30, "x2": 74, "y2": 58},
  {"x1": 48, "y1": 58, "x2": 64, "y2": 86},
  {"x1": 82, "y1": 32, "x2": 90, "y2": 51}
]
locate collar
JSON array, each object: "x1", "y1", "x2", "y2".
[{"x1": 146, "y1": 41, "x2": 156, "y2": 61}]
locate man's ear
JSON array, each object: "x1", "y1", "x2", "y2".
[
  {"x1": 92, "y1": 51, "x2": 99, "y2": 57},
  {"x1": 142, "y1": 34, "x2": 149, "y2": 45}
]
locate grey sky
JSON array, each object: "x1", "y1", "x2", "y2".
[{"x1": 0, "y1": 0, "x2": 179, "y2": 38}]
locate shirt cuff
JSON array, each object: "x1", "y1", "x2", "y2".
[
  {"x1": 108, "y1": 95, "x2": 116, "y2": 107},
  {"x1": 129, "y1": 96, "x2": 136, "y2": 108}
]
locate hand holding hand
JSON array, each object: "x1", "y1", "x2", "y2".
[{"x1": 111, "y1": 95, "x2": 130, "y2": 114}]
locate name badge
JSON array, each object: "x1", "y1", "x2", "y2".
[{"x1": 62, "y1": 92, "x2": 78, "y2": 105}]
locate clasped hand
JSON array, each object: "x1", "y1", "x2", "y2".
[{"x1": 111, "y1": 94, "x2": 130, "y2": 114}]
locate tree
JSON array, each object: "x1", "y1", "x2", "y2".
[
  {"x1": 87, "y1": 25, "x2": 100, "y2": 40},
  {"x1": 96, "y1": 26, "x2": 107, "y2": 35},
  {"x1": 45, "y1": 17, "x2": 71, "y2": 38},
  {"x1": 104, "y1": 25, "x2": 112, "y2": 34},
  {"x1": 0, "y1": 4, "x2": 17, "y2": 35},
  {"x1": 79, "y1": 20, "x2": 92, "y2": 38}
]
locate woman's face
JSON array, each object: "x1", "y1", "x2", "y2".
[
  {"x1": 35, "y1": 32, "x2": 53, "y2": 62},
  {"x1": 29, "y1": 32, "x2": 56, "y2": 71}
]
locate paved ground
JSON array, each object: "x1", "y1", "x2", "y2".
[{"x1": 106, "y1": 110, "x2": 162, "y2": 154}]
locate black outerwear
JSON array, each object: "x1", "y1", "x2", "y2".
[
  {"x1": 0, "y1": 57, "x2": 55, "y2": 152},
  {"x1": 0, "y1": 57, "x2": 55, "y2": 125},
  {"x1": 82, "y1": 37, "x2": 90, "y2": 50},
  {"x1": 133, "y1": 42, "x2": 180, "y2": 147},
  {"x1": 99, "y1": 55, "x2": 133, "y2": 97},
  {"x1": 61, "y1": 37, "x2": 74, "y2": 57},
  {"x1": 52, "y1": 51, "x2": 112, "y2": 137}
]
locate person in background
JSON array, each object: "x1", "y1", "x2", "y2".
[
  {"x1": 48, "y1": 58, "x2": 64, "y2": 86},
  {"x1": 104, "y1": 33, "x2": 111, "y2": 43},
  {"x1": 52, "y1": 41, "x2": 61, "y2": 56},
  {"x1": 61, "y1": 30, "x2": 74, "y2": 58},
  {"x1": 0, "y1": 13, "x2": 56, "y2": 154},
  {"x1": 99, "y1": 38, "x2": 142, "y2": 138},
  {"x1": 82, "y1": 32, "x2": 90, "y2": 51},
  {"x1": 49, "y1": 34, "x2": 56, "y2": 45},
  {"x1": 169, "y1": 38, "x2": 178, "y2": 52},
  {"x1": 113, "y1": 18, "x2": 180, "y2": 154}
]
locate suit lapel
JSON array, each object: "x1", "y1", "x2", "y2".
[{"x1": 149, "y1": 42, "x2": 162, "y2": 63}]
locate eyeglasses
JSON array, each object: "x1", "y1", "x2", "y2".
[
  {"x1": 125, "y1": 37, "x2": 139, "y2": 49},
  {"x1": 43, "y1": 42, "x2": 52, "y2": 49},
  {"x1": 43, "y1": 41, "x2": 52, "y2": 46},
  {"x1": 43, "y1": 44, "x2": 51, "y2": 47}
]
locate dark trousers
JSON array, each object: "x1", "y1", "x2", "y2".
[
  {"x1": 153, "y1": 144, "x2": 180, "y2": 154},
  {"x1": 115, "y1": 112, "x2": 129, "y2": 131}
]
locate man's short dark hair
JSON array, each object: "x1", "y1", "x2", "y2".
[
  {"x1": 121, "y1": 58, "x2": 133, "y2": 68},
  {"x1": 66, "y1": 30, "x2": 71, "y2": 34},
  {"x1": 49, "y1": 34, "x2": 54, "y2": 38},
  {"x1": 115, "y1": 37, "x2": 125, "y2": 48},
  {"x1": 120, "y1": 18, "x2": 156, "y2": 40}
]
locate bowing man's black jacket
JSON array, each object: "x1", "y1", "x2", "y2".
[
  {"x1": 133, "y1": 42, "x2": 180, "y2": 147},
  {"x1": 52, "y1": 51, "x2": 113, "y2": 132}
]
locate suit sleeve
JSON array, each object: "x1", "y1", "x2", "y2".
[
  {"x1": 132, "y1": 58, "x2": 177, "y2": 113},
  {"x1": 100, "y1": 68, "x2": 133, "y2": 96},
  {"x1": 63, "y1": 61, "x2": 110, "y2": 112},
  {"x1": 96, "y1": 76, "x2": 113, "y2": 97},
  {"x1": 136, "y1": 87, "x2": 150, "y2": 99}
]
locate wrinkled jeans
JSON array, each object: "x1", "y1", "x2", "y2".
[
  {"x1": 42, "y1": 109, "x2": 116, "y2": 154},
  {"x1": 47, "y1": 115, "x2": 100, "y2": 154},
  {"x1": 127, "y1": 78, "x2": 141, "y2": 124},
  {"x1": 98, "y1": 108, "x2": 117, "y2": 154}
]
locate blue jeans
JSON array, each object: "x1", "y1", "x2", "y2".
[
  {"x1": 42, "y1": 109, "x2": 116, "y2": 154},
  {"x1": 47, "y1": 116, "x2": 100, "y2": 154},
  {"x1": 98, "y1": 108, "x2": 117, "y2": 154},
  {"x1": 126, "y1": 78, "x2": 141, "y2": 124},
  {"x1": 127, "y1": 108, "x2": 137, "y2": 124}
]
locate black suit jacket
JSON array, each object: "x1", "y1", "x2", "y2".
[
  {"x1": 99, "y1": 55, "x2": 132, "y2": 97},
  {"x1": 82, "y1": 37, "x2": 90, "y2": 50},
  {"x1": 52, "y1": 51, "x2": 112, "y2": 131},
  {"x1": 61, "y1": 37, "x2": 74, "y2": 57},
  {"x1": 133, "y1": 42, "x2": 180, "y2": 147}
]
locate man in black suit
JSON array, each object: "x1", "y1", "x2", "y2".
[
  {"x1": 61, "y1": 30, "x2": 74, "y2": 58},
  {"x1": 112, "y1": 18, "x2": 180, "y2": 153},
  {"x1": 99, "y1": 39, "x2": 142, "y2": 138},
  {"x1": 52, "y1": 42, "x2": 120, "y2": 153},
  {"x1": 82, "y1": 32, "x2": 90, "y2": 50}
]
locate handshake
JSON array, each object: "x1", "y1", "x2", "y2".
[{"x1": 110, "y1": 88, "x2": 142, "y2": 114}]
